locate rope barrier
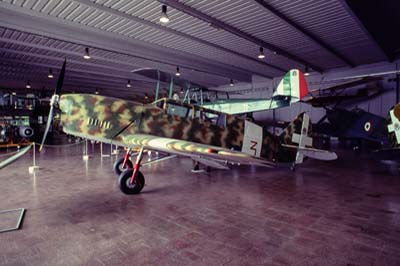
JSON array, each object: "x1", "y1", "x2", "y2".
[
  {"x1": 0, "y1": 143, "x2": 33, "y2": 170},
  {"x1": 32, "y1": 140, "x2": 86, "y2": 148},
  {"x1": 0, "y1": 150, "x2": 23, "y2": 158}
]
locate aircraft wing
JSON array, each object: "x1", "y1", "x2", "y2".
[{"x1": 122, "y1": 134, "x2": 275, "y2": 168}]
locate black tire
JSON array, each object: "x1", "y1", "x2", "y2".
[
  {"x1": 114, "y1": 157, "x2": 133, "y2": 176},
  {"x1": 118, "y1": 170, "x2": 145, "y2": 195}
]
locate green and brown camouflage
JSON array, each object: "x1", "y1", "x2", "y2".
[{"x1": 59, "y1": 94, "x2": 309, "y2": 163}]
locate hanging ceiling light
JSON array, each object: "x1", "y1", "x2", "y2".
[
  {"x1": 95, "y1": 89, "x2": 99, "y2": 95},
  {"x1": 160, "y1": 5, "x2": 170, "y2": 24},
  {"x1": 175, "y1": 66, "x2": 181, "y2": 76},
  {"x1": 126, "y1": 79, "x2": 132, "y2": 88},
  {"x1": 144, "y1": 93, "x2": 149, "y2": 99},
  {"x1": 83, "y1": 47, "x2": 91, "y2": 59},
  {"x1": 26, "y1": 80, "x2": 31, "y2": 89},
  {"x1": 229, "y1": 79, "x2": 234, "y2": 87},
  {"x1": 304, "y1": 66, "x2": 310, "y2": 76},
  {"x1": 48, "y1": 68, "x2": 54, "y2": 79},
  {"x1": 258, "y1": 47, "x2": 265, "y2": 59}
]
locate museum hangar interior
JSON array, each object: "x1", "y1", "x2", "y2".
[{"x1": 0, "y1": 0, "x2": 400, "y2": 265}]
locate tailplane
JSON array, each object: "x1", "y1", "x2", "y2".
[
  {"x1": 279, "y1": 113, "x2": 337, "y2": 168},
  {"x1": 272, "y1": 69, "x2": 308, "y2": 103}
]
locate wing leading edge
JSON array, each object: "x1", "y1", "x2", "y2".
[{"x1": 122, "y1": 134, "x2": 275, "y2": 168}]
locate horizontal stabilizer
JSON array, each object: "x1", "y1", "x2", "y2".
[{"x1": 282, "y1": 144, "x2": 338, "y2": 161}]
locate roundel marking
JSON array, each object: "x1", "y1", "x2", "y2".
[{"x1": 364, "y1": 121, "x2": 372, "y2": 132}]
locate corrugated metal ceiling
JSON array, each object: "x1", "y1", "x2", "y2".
[{"x1": 0, "y1": 0, "x2": 388, "y2": 98}]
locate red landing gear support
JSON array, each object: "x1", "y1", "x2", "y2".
[
  {"x1": 113, "y1": 148, "x2": 134, "y2": 175},
  {"x1": 118, "y1": 147, "x2": 145, "y2": 195}
]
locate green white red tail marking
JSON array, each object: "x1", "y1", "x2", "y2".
[{"x1": 273, "y1": 69, "x2": 308, "y2": 101}]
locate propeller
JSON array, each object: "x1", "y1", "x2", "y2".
[{"x1": 39, "y1": 59, "x2": 66, "y2": 151}]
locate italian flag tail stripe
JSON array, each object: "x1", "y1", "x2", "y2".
[{"x1": 274, "y1": 69, "x2": 308, "y2": 99}]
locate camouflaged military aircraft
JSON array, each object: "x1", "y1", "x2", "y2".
[{"x1": 40, "y1": 60, "x2": 337, "y2": 195}]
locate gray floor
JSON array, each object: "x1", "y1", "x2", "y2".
[{"x1": 0, "y1": 143, "x2": 400, "y2": 266}]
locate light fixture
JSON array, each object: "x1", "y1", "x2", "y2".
[
  {"x1": 175, "y1": 66, "x2": 181, "y2": 76},
  {"x1": 126, "y1": 79, "x2": 132, "y2": 88},
  {"x1": 83, "y1": 47, "x2": 91, "y2": 59},
  {"x1": 95, "y1": 89, "x2": 99, "y2": 95},
  {"x1": 26, "y1": 80, "x2": 31, "y2": 89},
  {"x1": 258, "y1": 47, "x2": 265, "y2": 59},
  {"x1": 48, "y1": 68, "x2": 54, "y2": 79},
  {"x1": 12, "y1": 92, "x2": 16, "y2": 95},
  {"x1": 160, "y1": 5, "x2": 170, "y2": 24},
  {"x1": 304, "y1": 66, "x2": 310, "y2": 76},
  {"x1": 144, "y1": 93, "x2": 149, "y2": 99},
  {"x1": 229, "y1": 79, "x2": 234, "y2": 87}
]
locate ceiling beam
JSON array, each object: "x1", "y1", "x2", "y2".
[
  {"x1": 0, "y1": 3, "x2": 257, "y2": 82},
  {"x1": 253, "y1": 0, "x2": 355, "y2": 68},
  {"x1": 75, "y1": 0, "x2": 285, "y2": 74},
  {"x1": 0, "y1": 67, "x2": 153, "y2": 90},
  {"x1": 158, "y1": 0, "x2": 323, "y2": 72},
  {"x1": 0, "y1": 36, "x2": 149, "y2": 74},
  {"x1": 0, "y1": 51, "x2": 157, "y2": 83},
  {"x1": 0, "y1": 76, "x2": 149, "y2": 96}
]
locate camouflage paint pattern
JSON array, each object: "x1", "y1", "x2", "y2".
[
  {"x1": 388, "y1": 103, "x2": 400, "y2": 147},
  {"x1": 60, "y1": 94, "x2": 307, "y2": 163}
]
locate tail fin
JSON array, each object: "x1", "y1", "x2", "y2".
[
  {"x1": 279, "y1": 113, "x2": 337, "y2": 166},
  {"x1": 280, "y1": 113, "x2": 312, "y2": 165},
  {"x1": 272, "y1": 69, "x2": 308, "y2": 103},
  {"x1": 279, "y1": 112, "x2": 311, "y2": 145}
]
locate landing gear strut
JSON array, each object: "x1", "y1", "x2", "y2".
[
  {"x1": 118, "y1": 147, "x2": 145, "y2": 194},
  {"x1": 113, "y1": 149, "x2": 133, "y2": 176}
]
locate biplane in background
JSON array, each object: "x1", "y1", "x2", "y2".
[
  {"x1": 200, "y1": 69, "x2": 308, "y2": 114},
  {"x1": 134, "y1": 68, "x2": 309, "y2": 115},
  {"x1": 40, "y1": 61, "x2": 337, "y2": 195}
]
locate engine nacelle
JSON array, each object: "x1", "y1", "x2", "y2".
[{"x1": 18, "y1": 126, "x2": 34, "y2": 138}]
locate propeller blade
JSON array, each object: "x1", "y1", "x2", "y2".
[
  {"x1": 55, "y1": 59, "x2": 66, "y2": 95},
  {"x1": 39, "y1": 102, "x2": 55, "y2": 152},
  {"x1": 39, "y1": 59, "x2": 66, "y2": 151}
]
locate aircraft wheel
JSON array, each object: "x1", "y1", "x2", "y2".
[
  {"x1": 118, "y1": 170, "x2": 145, "y2": 195},
  {"x1": 114, "y1": 157, "x2": 133, "y2": 176}
]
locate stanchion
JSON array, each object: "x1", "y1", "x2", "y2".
[
  {"x1": 111, "y1": 144, "x2": 119, "y2": 155},
  {"x1": 100, "y1": 142, "x2": 110, "y2": 158},
  {"x1": 83, "y1": 139, "x2": 89, "y2": 160},
  {"x1": 29, "y1": 142, "x2": 39, "y2": 173}
]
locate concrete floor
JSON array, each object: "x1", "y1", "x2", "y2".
[{"x1": 0, "y1": 143, "x2": 400, "y2": 266}]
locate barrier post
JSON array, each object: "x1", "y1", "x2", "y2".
[
  {"x1": 83, "y1": 139, "x2": 89, "y2": 160},
  {"x1": 29, "y1": 142, "x2": 39, "y2": 173},
  {"x1": 100, "y1": 142, "x2": 110, "y2": 158}
]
